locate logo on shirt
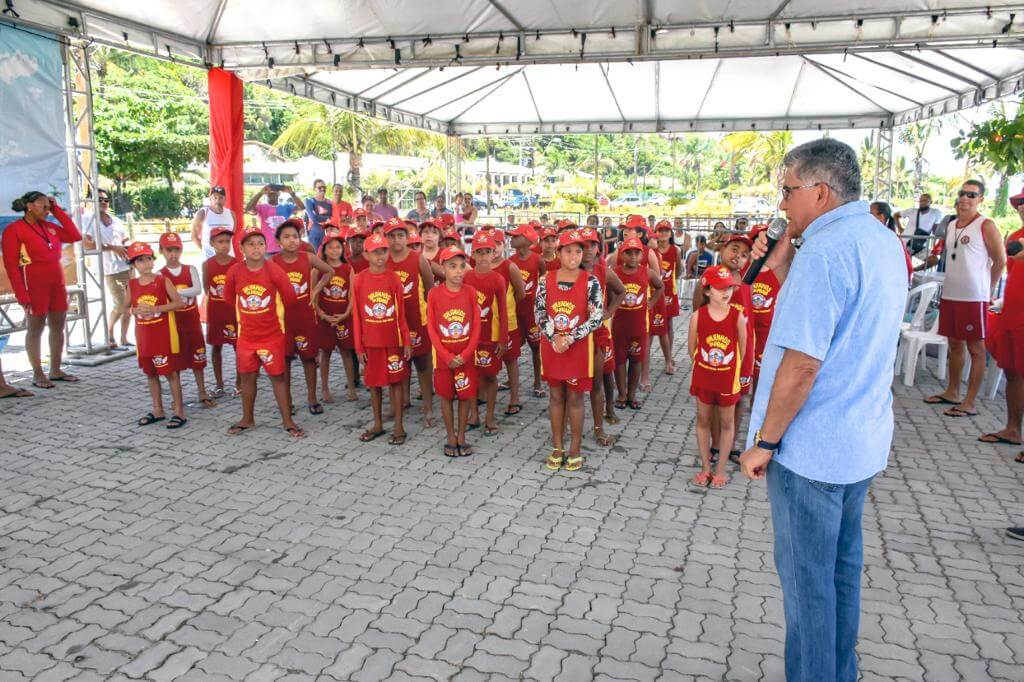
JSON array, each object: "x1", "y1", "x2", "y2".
[
  {"x1": 239, "y1": 284, "x2": 271, "y2": 312},
  {"x1": 325, "y1": 275, "x2": 347, "y2": 300},
  {"x1": 549, "y1": 300, "x2": 579, "y2": 333},
  {"x1": 395, "y1": 270, "x2": 415, "y2": 297},
  {"x1": 193, "y1": 348, "x2": 206, "y2": 363},
  {"x1": 294, "y1": 335, "x2": 309, "y2": 351},
  {"x1": 622, "y1": 283, "x2": 645, "y2": 308},
  {"x1": 387, "y1": 354, "x2": 405, "y2": 373},
  {"x1": 134, "y1": 294, "x2": 161, "y2": 321},
  {"x1": 210, "y1": 274, "x2": 226, "y2": 299},
  {"x1": 365, "y1": 291, "x2": 395, "y2": 321},
  {"x1": 652, "y1": 313, "x2": 664, "y2": 327},
  {"x1": 287, "y1": 271, "x2": 309, "y2": 296},
  {"x1": 527, "y1": 324, "x2": 542, "y2": 344},
  {"x1": 476, "y1": 349, "x2": 494, "y2": 366},
  {"x1": 256, "y1": 348, "x2": 274, "y2": 365},
  {"x1": 960, "y1": 235, "x2": 971, "y2": 245},
  {"x1": 335, "y1": 323, "x2": 350, "y2": 340},
  {"x1": 439, "y1": 308, "x2": 470, "y2": 341},
  {"x1": 751, "y1": 281, "x2": 774, "y2": 311},
  {"x1": 700, "y1": 333, "x2": 735, "y2": 367},
  {"x1": 223, "y1": 324, "x2": 236, "y2": 339}
]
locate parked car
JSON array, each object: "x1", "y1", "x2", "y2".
[
  {"x1": 500, "y1": 188, "x2": 539, "y2": 209},
  {"x1": 610, "y1": 193, "x2": 642, "y2": 207},
  {"x1": 732, "y1": 196, "x2": 775, "y2": 215},
  {"x1": 647, "y1": 193, "x2": 668, "y2": 206}
]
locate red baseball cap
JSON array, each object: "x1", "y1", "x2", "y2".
[
  {"x1": 353, "y1": 208, "x2": 368, "y2": 218},
  {"x1": 701, "y1": 265, "x2": 737, "y2": 290},
  {"x1": 487, "y1": 227, "x2": 505, "y2": 241},
  {"x1": 418, "y1": 220, "x2": 439, "y2": 232},
  {"x1": 508, "y1": 224, "x2": 538, "y2": 242},
  {"x1": 556, "y1": 219, "x2": 577, "y2": 232},
  {"x1": 209, "y1": 226, "x2": 233, "y2": 240},
  {"x1": 654, "y1": 220, "x2": 672, "y2": 231},
  {"x1": 748, "y1": 223, "x2": 769, "y2": 240},
  {"x1": 441, "y1": 228, "x2": 460, "y2": 241},
  {"x1": 541, "y1": 226, "x2": 558, "y2": 240},
  {"x1": 558, "y1": 229, "x2": 585, "y2": 248},
  {"x1": 320, "y1": 233, "x2": 345, "y2": 253},
  {"x1": 383, "y1": 217, "x2": 408, "y2": 234},
  {"x1": 472, "y1": 233, "x2": 497, "y2": 251},
  {"x1": 407, "y1": 230, "x2": 422, "y2": 245},
  {"x1": 126, "y1": 241, "x2": 154, "y2": 262},
  {"x1": 437, "y1": 246, "x2": 467, "y2": 263},
  {"x1": 347, "y1": 224, "x2": 369, "y2": 239},
  {"x1": 158, "y1": 232, "x2": 183, "y2": 249},
  {"x1": 580, "y1": 227, "x2": 600, "y2": 244},
  {"x1": 436, "y1": 213, "x2": 455, "y2": 228},
  {"x1": 620, "y1": 237, "x2": 644, "y2": 252},
  {"x1": 623, "y1": 214, "x2": 647, "y2": 229},
  {"x1": 364, "y1": 233, "x2": 389, "y2": 252},
  {"x1": 724, "y1": 232, "x2": 753, "y2": 249},
  {"x1": 239, "y1": 226, "x2": 265, "y2": 244}
]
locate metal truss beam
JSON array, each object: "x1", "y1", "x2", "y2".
[{"x1": 873, "y1": 125, "x2": 894, "y2": 201}]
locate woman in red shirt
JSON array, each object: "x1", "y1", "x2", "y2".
[{"x1": 2, "y1": 191, "x2": 83, "y2": 388}]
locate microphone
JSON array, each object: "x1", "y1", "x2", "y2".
[{"x1": 743, "y1": 217, "x2": 788, "y2": 285}]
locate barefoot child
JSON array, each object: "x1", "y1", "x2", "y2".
[
  {"x1": 159, "y1": 232, "x2": 214, "y2": 407},
  {"x1": 223, "y1": 226, "x2": 303, "y2": 437},
  {"x1": 202, "y1": 226, "x2": 238, "y2": 397},
  {"x1": 351, "y1": 233, "x2": 412, "y2": 445},
  {"x1": 654, "y1": 220, "x2": 684, "y2": 374},
  {"x1": 689, "y1": 265, "x2": 747, "y2": 489},
  {"x1": 463, "y1": 233, "x2": 509, "y2": 435},
  {"x1": 316, "y1": 234, "x2": 357, "y2": 403},
  {"x1": 127, "y1": 242, "x2": 187, "y2": 428},
  {"x1": 273, "y1": 218, "x2": 334, "y2": 416},
  {"x1": 426, "y1": 247, "x2": 482, "y2": 457},
  {"x1": 537, "y1": 229, "x2": 604, "y2": 471},
  {"x1": 612, "y1": 237, "x2": 664, "y2": 411}
]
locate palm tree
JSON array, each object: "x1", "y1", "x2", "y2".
[
  {"x1": 722, "y1": 131, "x2": 794, "y2": 184},
  {"x1": 273, "y1": 105, "x2": 444, "y2": 194},
  {"x1": 897, "y1": 120, "x2": 940, "y2": 195}
]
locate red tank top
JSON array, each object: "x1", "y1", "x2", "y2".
[
  {"x1": 204, "y1": 256, "x2": 234, "y2": 304},
  {"x1": 319, "y1": 262, "x2": 351, "y2": 316},
  {"x1": 509, "y1": 251, "x2": 541, "y2": 316},
  {"x1": 161, "y1": 265, "x2": 198, "y2": 315},
  {"x1": 492, "y1": 259, "x2": 518, "y2": 332},
  {"x1": 657, "y1": 244, "x2": 679, "y2": 302},
  {"x1": 353, "y1": 270, "x2": 405, "y2": 348},
  {"x1": 427, "y1": 284, "x2": 477, "y2": 357},
  {"x1": 349, "y1": 255, "x2": 369, "y2": 274},
  {"x1": 751, "y1": 269, "x2": 780, "y2": 333},
  {"x1": 229, "y1": 261, "x2": 288, "y2": 342},
  {"x1": 129, "y1": 275, "x2": 179, "y2": 358},
  {"x1": 387, "y1": 250, "x2": 426, "y2": 326},
  {"x1": 464, "y1": 269, "x2": 505, "y2": 344},
  {"x1": 613, "y1": 264, "x2": 650, "y2": 328},
  {"x1": 272, "y1": 251, "x2": 312, "y2": 304},
  {"x1": 691, "y1": 305, "x2": 742, "y2": 395},
  {"x1": 541, "y1": 270, "x2": 593, "y2": 382},
  {"x1": 589, "y1": 261, "x2": 612, "y2": 345}
]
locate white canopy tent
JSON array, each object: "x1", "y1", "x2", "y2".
[{"x1": 7, "y1": 0, "x2": 1024, "y2": 135}]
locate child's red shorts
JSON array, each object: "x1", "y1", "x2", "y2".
[
  {"x1": 237, "y1": 337, "x2": 286, "y2": 376},
  {"x1": 613, "y1": 332, "x2": 648, "y2": 365},
  {"x1": 434, "y1": 362, "x2": 478, "y2": 400},
  {"x1": 690, "y1": 387, "x2": 742, "y2": 407},
  {"x1": 139, "y1": 353, "x2": 179, "y2": 377},
  {"x1": 503, "y1": 327, "x2": 522, "y2": 360},
  {"x1": 474, "y1": 343, "x2": 503, "y2": 377},
  {"x1": 364, "y1": 347, "x2": 408, "y2": 387},
  {"x1": 318, "y1": 319, "x2": 354, "y2": 352},
  {"x1": 408, "y1": 320, "x2": 432, "y2": 358},
  {"x1": 545, "y1": 376, "x2": 592, "y2": 393}
]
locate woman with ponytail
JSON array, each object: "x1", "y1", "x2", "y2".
[{"x1": 1, "y1": 191, "x2": 83, "y2": 388}]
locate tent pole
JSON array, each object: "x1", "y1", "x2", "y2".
[{"x1": 873, "y1": 124, "x2": 894, "y2": 202}]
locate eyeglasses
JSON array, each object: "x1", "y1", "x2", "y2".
[
  {"x1": 957, "y1": 190, "x2": 981, "y2": 199},
  {"x1": 780, "y1": 182, "x2": 826, "y2": 199},
  {"x1": 98, "y1": 197, "x2": 110, "y2": 203}
]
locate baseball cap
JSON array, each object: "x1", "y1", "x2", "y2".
[
  {"x1": 556, "y1": 219, "x2": 577, "y2": 232},
  {"x1": 580, "y1": 227, "x2": 600, "y2": 243},
  {"x1": 418, "y1": 220, "x2": 439, "y2": 232},
  {"x1": 724, "y1": 232, "x2": 753, "y2": 249},
  {"x1": 441, "y1": 228, "x2": 460, "y2": 242},
  {"x1": 540, "y1": 226, "x2": 558, "y2": 240},
  {"x1": 239, "y1": 226, "x2": 265, "y2": 244},
  {"x1": 320, "y1": 233, "x2": 345, "y2": 251},
  {"x1": 370, "y1": 220, "x2": 385, "y2": 231},
  {"x1": 508, "y1": 224, "x2": 538, "y2": 242},
  {"x1": 623, "y1": 214, "x2": 647, "y2": 229},
  {"x1": 364, "y1": 233, "x2": 389, "y2": 252},
  {"x1": 1011, "y1": 186, "x2": 1024, "y2": 208},
  {"x1": 654, "y1": 219, "x2": 672, "y2": 231},
  {"x1": 558, "y1": 230, "x2": 585, "y2": 248},
  {"x1": 383, "y1": 217, "x2": 408, "y2": 234},
  {"x1": 158, "y1": 232, "x2": 183, "y2": 249},
  {"x1": 210, "y1": 185, "x2": 226, "y2": 196},
  {"x1": 407, "y1": 230, "x2": 422, "y2": 245},
  {"x1": 472, "y1": 233, "x2": 497, "y2": 251},
  {"x1": 437, "y1": 246, "x2": 467, "y2": 263},
  {"x1": 701, "y1": 265, "x2": 737, "y2": 290},
  {"x1": 209, "y1": 226, "x2": 234, "y2": 240},
  {"x1": 748, "y1": 223, "x2": 769, "y2": 240},
  {"x1": 275, "y1": 217, "x2": 305, "y2": 240},
  {"x1": 126, "y1": 241, "x2": 154, "y2": 262},
  {"x1": 436, "y1": 213, "x2": 455, "y2": 228},
  {"x1": 353, "y1": 207, "x2": 368, "y2": 218},
  {"x1": 487, "y1": 227, "x2": 505, "y2": 242},
  {"x1": 620, "y1": 237, "x2": 644, "y2": 252},
  {"x1": 347, "y1": 224, "x2": 369, "y2": 239}
]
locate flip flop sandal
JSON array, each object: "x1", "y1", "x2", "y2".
[
  {"x1": 32, "y1": 381, "x2": 55, "y2": 390},
  {"x1": 978, "y1": 434, "x2": 1023, "y2": 445},
  {"x1": 444, "y1": 444, "x2": 459, "y2": 457},
  {"x1": 138, "y1": 412, "x2": 165, "y2": 426},
  {"x1": 289, "y1": 405, "x2": 298, "y2": 416},
  {"x1": 728, "y1": 450, "x2": 741, "y2": 464},
  {"x1": 613, "y1": 399, "x2": 627, "y2": 410},
  {"x1": 388, "y1": 433, "x2": 407, "y2": 445},
  {"x1": 227, "y1": 423, "x2": 252, "y2": 436},
  {"x1": 483, "y1": 426, "x2": 500, "y2": 437},
  {"x1": 944, "y1": 407, "x2": 978, "y2": 418},
  {"x1": 594, "y1": 428, "x2": 617, "y2": 446},
  {"x1": 691, "y1": 472, "x2": 712, "y2": 486},
  {"x1": 458, "y1": 443, "x2": 473, "y2": 457},
  {"x1": 709, "y1": 447, "x2": 719, "y2": 465},
  {"x1": 710, "y1": 474, "x2": 729, "y2": 489},
  {"x1": 638, "y1": 383, "x2": 652, "y2": 392},
  {"x1": 533, "y1": 388, "x2": 547, "y2": 398},
  {"x1": 200, "y1": 397, "x2": 217, "y2": 408},
  {"x1": 1016, "y1": 452, "x2": 1024, "y2": 464},
  {"x1": 564, "y1": 454, "x2": 584, "y2": 471},
  {"x1": 308, "y1": 402, "x2": 324, "y2": 415},
  {"x1": 166, "y1": 416, "x2": 188, "y2": 429},
  {"x1": 209, "y1": 387, "x2": 226, "y2": 399},
  {"x1": 546, "y1": 448, "x2": 564, "y2": 470},
  {"x1": 0, "y1": 389, "x2": 33, "y2": 399},
  {"x1": 48, "y1": 374, "x2": 79, "y2": 383},
  {"x1": 504, "y1": 404, "x2": 522, "y2": 416},
  {"x1": 604, "y1": 412, "x2": 621, "y2": 425},
  {"x1": 466, "y1": 421, "x2": 480, "y2": 431},
  {"x1": 284, "y1": 426, "x2": 306, "y2": 438},
  {"x1": 497, "y1": 381, "x2": 510, "y2": 391},
  {"x1": 360, "y1": 429, "x2": 386, "y2": 442},
  {"x1": 627, "y1": 400, "x2": 643, "y2": 410},
  {"x1": 924, "y1": 395, "x2": 959, "y2": 405}
]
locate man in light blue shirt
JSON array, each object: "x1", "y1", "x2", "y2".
[{"x1": 739, "y1": 139, "x2": 907, "y2": 682}]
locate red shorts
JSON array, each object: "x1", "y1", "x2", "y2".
[
  {"x1": 650, "y1": 302, "x2": 668, "y2": 337},
  {"x1": 518, "y1": 310, "x2": 541, "y2": 345},
  {"x1": 318, "y1": 319, "x2": 354, "y2": 352},
  {"x1": 177, "y1": 311, "x2": 207, "y2": 370},
  {"x1": 408, "y1": 321, "x2": 432, "y2": 358},
  {"x1": 139, "y1": 353, "x2": 179, "y2": 377},
  {"x1": 664, "y1": 292, "x2": 680, "y2": 318},
  {"x1": 613, "y1": 333, "x2": 648, "y2": 365},
  {"x1": 22, "y1": 264, "x2": 68, "y2": 315},
  {"x1": 546, "y1": 376, "x2": 592, "y2": 393},
  {"x1": 504, "y1": 328, "x2": 522, "y2": 360},
  {"x1": 237, "y1": 337, "x2": 286, "y2": 376},
  {"x1": 364, "y1": 347, "x2": 408, "y2": 387},
  {"x1": 690, "y1": 387, "x2": 742, "y2": 407},
  {"x1": 475, "y1": 343, "x2": 503, "y2": 377},
  {"x1": 988, "y1": 326, "x2": 1024, "y2": 375},
  {"x1": 434, "y1": 362, "x2": 478, "y2": 400},
  {"x1": 939, "y1": 299, "x2": 987, "y2": 342},
  {"x1": 205, "y1": 301, "x2": 236, "y2": 346}
]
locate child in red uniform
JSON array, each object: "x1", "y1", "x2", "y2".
[
  {"x1": 747, "y1": 224, "x2": 779, "y2": 390},
  {"x1": 538, "y1": 229, "x2": 604, "y2": 471},
  {"x1": 351, "y1": 233, "x2": 412, "y2": 445},
  {"x1": 223, "y1": 227, "x2": 303, "y2": 437},
  {"x1": 654, "y1": 220, "x2": 684, "y2": 374},
  {"x1": 273, "y1": 219, "x2": 334, "y2": 416},
  {"x1": 427, "y1": 247, "x2": 483, "y2": 457},
  {"x1": 540, "y1": 227, "x2": 560, "y2": 273},
  {"x1": 158, "y1": 231, "x2": 214, "y2": 408},
  {"x1": 127, "y1": 242, "x2": 187, "y2": 428},
  {"x1": 509, "y1": 224, "x2": 546, "y2": 399},
  {"x1": 580, "y1": 227, "x2": 625, "y2": 445},
  {"x1": 384, "y1": 217, "x2": 436, "y2": 425},
  {"x1": 612, "y1": 238, "x2": 664, "y2": 410},
  {"x1": 489, "y1": 228, "x2": 526, "y2": 416},
  {"x1": 463, "y1": 233, "x2": 509, "y2": 435},
  {"x1": 347, "y1": 224, "x2": 370, "y2": 274},
  {"x1": 316, "y1": 234, "x2": 357, "y2": 403},
  {"x1": 203, "y1": 226, "x2": 238, "y2": 397},
  {"x1": 688, "y1": 265, "x2": 747, "y2": 489}
]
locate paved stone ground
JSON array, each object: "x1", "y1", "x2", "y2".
[{"x1": 0, "y1": 321, "x2": 1022, "y2": 681}]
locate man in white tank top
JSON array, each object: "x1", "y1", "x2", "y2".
[
  {"x1": 190, "y1": 186, "x2": 236, "y2": 259},
  {"x1": 925, "y1": 180, "x2": 1006, "y2": 417}
]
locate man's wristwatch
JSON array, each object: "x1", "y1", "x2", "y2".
[{"x1": 754, "y1": 430, "x2": 780, "y2": 452}]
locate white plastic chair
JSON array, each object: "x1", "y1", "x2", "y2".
[
  {"x1": 985, "y1": 362, "x2": 1006, "y2": 400},
  {"x1": 898, "y1": 312, "x2": 948, "y2": 387},
  {"x1": 901, "y1": 281, "x2": 939, "y2": 334}
]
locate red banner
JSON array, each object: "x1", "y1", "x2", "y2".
[{"x1": 207, "y1": 68, "x2": 245, "y2": 253}]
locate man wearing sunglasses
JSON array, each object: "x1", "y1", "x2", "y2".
[
  {"x1": 83, "y1": 189, "x2": 131, "y2": 349},
  {"x1": 738, "y1": 138, "x2": 907, "y2": 682},
  {"x1": 924, "y1": 181, "x2": 1006, "y2": 418}
]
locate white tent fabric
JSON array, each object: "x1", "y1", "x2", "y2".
[{"x1": 8, "y1": 0, "x2": 1024, "y2": 135}]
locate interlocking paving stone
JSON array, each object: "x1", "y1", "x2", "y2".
[{"x1": 1, "y1": 321, "x2": 1023, "y2": 680}]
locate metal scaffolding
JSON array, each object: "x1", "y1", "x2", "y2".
[{"x1": 873, "y1": 124, "x2": 895, "y2": 202}]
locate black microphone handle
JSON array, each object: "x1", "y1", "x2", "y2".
[{"x1": 742, "y1": 236, "x2": 779, "y2": 285}]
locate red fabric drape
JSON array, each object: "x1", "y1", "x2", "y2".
[{"x1": 207, "y1": 68, "x2": 245, "y2": 254}]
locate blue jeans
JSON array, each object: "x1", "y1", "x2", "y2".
[
  {"x1": 767, "y1": 459, "x2": 873, "y2": 682},
  {"x1": 308, "y1": 225, "x2": 324, "y2": 253}
]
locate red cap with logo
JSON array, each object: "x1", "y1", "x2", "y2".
[
  {"x1": 580, "y1": 227, "x2": 600, "y2": 243},
  {"x1": 436, "y1": 213, "x2": 456, "y2": 228},
  {"x1": 437, "y1": 246, "x2": 467, "y2": 263},
  {"x1": 558, "y1": 229, "x2": 586, "y2": 248},
  {"x1": 620, "y1": 237, "x2": 644, "y2": 252},
  {"x1": 383, "y1": 217, "x2": 408, "y2": 234},
  {"x1": 239, "y1": 226, "x2": 265, "y2": 244},
  {"x1": 126, "y1": 241, "x2": 154, "y2": 262},
  {"x1": 556, "y1": 218, "x2": 577, "y2": 231},
  {"x1": 209, "y1": 226, "x2": 234, "y2": 240},
  {"x1": 158, "y1": 232, "x2": 183, "y2": 249},
  {"x1": 725, "y1": 232, "x2": 753, "y2": 249},
  {"x1": 407, "y1": 230, "x2": 422, "y2": 245},
  {"x1": 472, "y1": 233, "x2": 497, "y2": 251},
  {"x1": 418, "y1": 219, "x2": 439, "y2": 232},
  {"x1": 441, "y1": 228, "x2": 460, "y2": 241},
  {"x1": 623, "y1": 214, "x2": 647, "y2": 230},
  {"x1": 487, "y1": 227, "x2": 505, "y2": 242},
  {"x1": 347, "y1": 223, "x2": 369, "y2": 239},
  {"x1": 540, "y1": 226, "x2": 558, "y2": 240},
  {"x1": 654, "y1": 219, "x2": 672, "y2": 231},
  {"x1": 508, "y1": 224, "x2": 538, "y2": 242},
  {"x1": 353, "y1": 207, "x2": 368, "y2": 218},
  {"x1": 701, "y1": 264, "x2": 737, "y2": 290},
  {"x1": 364, "y1": 233, "x2": 389, "y2": 252}
]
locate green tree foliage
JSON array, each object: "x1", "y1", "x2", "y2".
[{"x1": 951, "y1": 103, "x2": 1024, "y2": 217}]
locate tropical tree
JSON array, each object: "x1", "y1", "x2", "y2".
[
  {"x1": 273, "y1": 105, "x2": 445, "y2": 194},
  {"x1": 898, "y1": 120, "x2": 941, "y2": 195},
  {"x1": 721, "y1": 131, "x2": 793, "y2": 184},
  {"x1": 951, "y1": 101, "x2": 1024, "y2": 216}
]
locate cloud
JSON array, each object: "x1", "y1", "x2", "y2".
[{"x1": 0, "y1": 50, "x2": 38, "y2": 84}]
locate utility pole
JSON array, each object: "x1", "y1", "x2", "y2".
[{"x1": 594, "y1": 135, "x2": 600, "y2": 202}]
